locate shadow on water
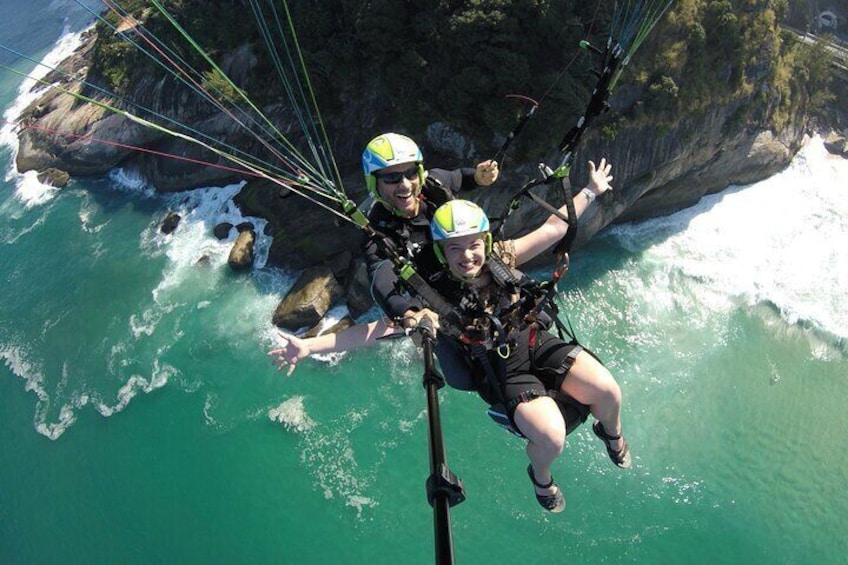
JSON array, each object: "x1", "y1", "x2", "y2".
[{"x1": 67, "y1": 174, "x2": 164, "y2": 215}]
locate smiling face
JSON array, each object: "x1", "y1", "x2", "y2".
[
  {"x1": 375, "y1": 161, "x2": 422, "y2": 218},
  {"x1": 440, "y1": 232, "x2": 488, "y2": 279}
]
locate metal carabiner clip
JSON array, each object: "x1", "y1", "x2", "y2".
[{"x1": 496, "y1": 343, "x2": 511, "y2": 359}]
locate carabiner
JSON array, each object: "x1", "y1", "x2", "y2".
[{"x1": 496, "y1": 343, "x2": 511, "y2": 359}]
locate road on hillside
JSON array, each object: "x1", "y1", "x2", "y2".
[{"x1": 782, "y1": 25, "x2": 848, "y2": 71}]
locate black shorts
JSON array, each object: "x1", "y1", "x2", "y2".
[{"x1": 471, "y1": 328, "x2": 581, "y2": 414}]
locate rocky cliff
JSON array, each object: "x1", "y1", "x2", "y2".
[
  {"x1": 12, "y1": 58, "x2": 817, "y2": 267},
  {"x1": 12, "y1": 7, "x2": 847, "y2": 281}
]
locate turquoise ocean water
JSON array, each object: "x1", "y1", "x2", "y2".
[{"x1": 2, "y1": 5, "x2": 847, "y2": 564}]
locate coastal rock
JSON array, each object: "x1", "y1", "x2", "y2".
[
  {"x1": 426, "y1": 122, "x2": 475, "y2": 159},
  {"x1": 344, "y1": 260, "x2": 374, "y2": 320},
  {"x1": 271, "y1": 265, "x2": 344, "y2": 330},
  {"x1": 234, "y1": 178, "x2": 366, "y2": 269},
  {"x1": 213, "y1": 222, "x2": 233, "y2": 240},
  {"x1": 325, "y1": 250, "x2": 353, "y2": 281},
  {"x1": 36, "y1": 168, "x2": 70, "y2": 188},
  {"x1": 13, "y1": 12, "x2": 842, "y2": 278},
  {"x1": 227, "y1": 229, "x2": 255, "y2": 271},
  {"x1": 16, "y1": 80, "x2": 161, "y2": 176},
  {"x1": 823, "y1": 132, "x2": 848, "y2": 158},
  {"x1": 576, "y1": 110, "x2": 802, "y2": 234},
  {"x1": 160, "y1": 212, "x2": 181, "y2": 235}
]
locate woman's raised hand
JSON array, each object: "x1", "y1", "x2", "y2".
[{"x1": 268, "y1": 331, "x2": 311, "y2": 376}]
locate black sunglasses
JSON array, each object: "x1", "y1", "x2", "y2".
[{"x1": 375, "y1": 166, "x2": 419, "y2": 185}]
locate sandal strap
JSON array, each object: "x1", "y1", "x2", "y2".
[
  {"x1": 593, "y1": 421, "x2": 632, "y2": 468},
  {"x1": 527, "y1": 464, "x2": 554, "y2": 489},
  {"x1": 614, "y1": 441, "x2": 630, "y2": 463},
  {"x1": 593, "y1": 421, "x2": 621, "y2": 441}
]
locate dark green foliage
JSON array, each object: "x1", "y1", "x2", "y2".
[
  {"x1": 91, "y1": 1, "x2": 263, "y2": 94},
  {"x1": 89, "y1": 0, "x2": 835, "y2": 161},
  {"x1": 619, "y1": 0, "x2": 837, "y2": 134},
  {"x1": 646, "y1": 75, "x2": 680, "y2": 113}
]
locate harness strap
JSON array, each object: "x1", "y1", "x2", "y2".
[
  {"x1": 469, "y1": 343, "x2": 509, "y2": 410},
  {"x1": 486, "y1": 254, "x2": 523, "y2": 289},
  {"x1": 528, "y1": 325, "x2": 538, "y2": 348},
  {"x1": 365, "y1": 225, "x2": 467, "y2": 340},
  {"x1": 506, "y1": 390, "x2": 546, "y2": 412}
]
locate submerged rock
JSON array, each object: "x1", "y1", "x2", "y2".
[
  {"x1": 160, "y1": 212, "x2": 181, "y2": 234},
  {"x1": 36, "y1": 168, "x2": 70, "y2": 188},
  {"x1": 213, "y1": 222, "x2": 233, "y2": 240}
]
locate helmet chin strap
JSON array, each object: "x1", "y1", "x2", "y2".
[
  {"x1": 449, "y1": 267, "x2": 481, "y2": 285},
  {"x1": 390, "y1": 200, "x2": 421, "y2": 218}
]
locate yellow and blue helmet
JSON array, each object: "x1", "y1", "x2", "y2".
[
  {"x1": 361, "y1": 133, "x2": 425, "y2": 200},
  {"x1": 430, "y1": 200, "x2": 493, "y2": 264}
]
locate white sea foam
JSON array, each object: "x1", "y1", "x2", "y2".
[
  {"x1": 130, "y1": 181, "x2": 276, "y2": 315},
  {"x1": 129, "y1": 303, "x2": 178, "y2": 339},
  {"x1": 269, "y1": 397, "x2": 379, "y2": 518},
  {"x1": 11, "y1": 170, "x2": 61, "y2": 208},
  {"x1": 1, "y1": 342, "x2": 79, "y2": 440},
  {"x1": 35, "y1": 399, "x2": 80, "y2": 441},
  {"x1": 107, "y1": 167, "x2": 156, "y2": 198},
  {"x1": 1, "y1": 343, "x2": 45, "y2": 394},
  {"x1": 268, "y1": 396, "x2": 316, "y2": 433},
  {"x1": 95, "y1": 358, "x2": 178, "y2": 417},
  {"x1": 608, "y1": 136, "x2": 848, "y2": 340},
  {"x1": 77, "y1": 194, "x2": 110, "y2": 234},
  {"x1": 2, "y1": 334, "x2": 183, "y2": 439}
]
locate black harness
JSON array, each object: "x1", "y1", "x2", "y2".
[
  {"x1": 360, "y1": 169, "x2": 592, "y2": 438},
  {"x1": 435, "y1": 255, "x2": 591, "y2": 438}
]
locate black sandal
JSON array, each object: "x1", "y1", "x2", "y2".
[
  {"x1": 527, "y1": 464, "x2": 565, "y2": 513},
  {"x1": 593, "y1": 421, "x2": 632, "y2": 469}
]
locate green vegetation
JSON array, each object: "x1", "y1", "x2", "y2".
[
  {"x1": 90, "y1": 0, "x2": 259, "y2": 97},
  {"x1": 89, "y1": 0, "x2": 836, "y2": 158},
  {"x1": 633, "y1": 0, "x2": 834, "y2": 133}
]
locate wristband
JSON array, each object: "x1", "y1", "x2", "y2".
[{"x1": 581, "y1": 187, "x2": 597, "y2": 202}]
